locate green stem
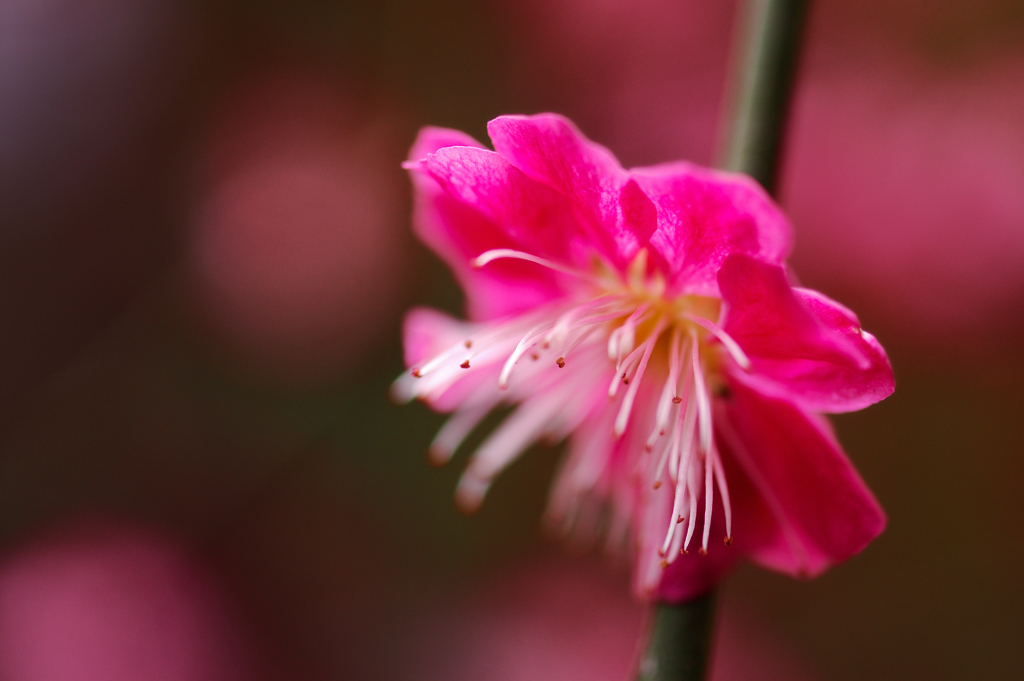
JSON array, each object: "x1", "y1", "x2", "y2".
[
  {"x1": 719, "y1": 0, "x2": 810, "y2": 194},
  {"x1": 636, "y1": 595, "x2": 716, "y2": 681},
  {"x1": 635, "y1": 2, "x2": 809, "y2": 679}
]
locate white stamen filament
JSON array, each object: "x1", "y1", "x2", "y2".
[
  {"x1": 499, "y1": 323, "x2": 552, "y2": 388},
  {"x1": 608, "y1": 340, "x2": 644, "y2": 398},
  {"x1": 686, "y1": 314, "x2": 751, "y2": 370},
  {"x1": 614, "y1": 318, "x2": 667, "y2": 436},
  {"x1": 556, "y1": 325, "x2": 604, "y2": 367},
  {"x1": 670, "y1": 392, "x2": 697, "y2": 486},
  {"x1": 690, "y1": 329, "x2": 713, "y2": 455},
  {"x1": 651, "y1": 413, "x2": 678, "y2": 489},
  {"x1": 429, "y1": 405, "x2": 491, "y2": 465},
  {"x1": 712, "y1": 443, "x2": 733, "y2": 542},
  {"x1": 683, "y1": 457, "x2": 700, "y2": 552},
  {"x1": 668, "y1": 497, "x2": 688, "y2": 560},
  {"x1": 659, "y1": 386, "x2": 700, "y2": 560},
  {"x1": 413, "y1": 342, "x2": 472, "y2": 379},
  {"x1": 647, "y1": 329, "x2": 683, "y2": 450},
  {"x1": 544, "y1": 296, "x2": 618, "y2": 348},
  {"x1": 659, "y1": 416, "x2": 687, "y2": 556},
  {"x1": 608, "y1": 303, "x2": 650, "y2": 362},
  {"x1": 701, "y1": 442, "x2": 715, "y2": 553},
  {"x1": 457, "y1": 387, "x2": 570, "y2": 510},
  {"x1": 473, "y1": 248, "x2": 581, "y2": 276}
]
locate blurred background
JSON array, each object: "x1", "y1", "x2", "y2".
[{"x1": 1, "y1": 0, "x2": 1022, "y2": 678}]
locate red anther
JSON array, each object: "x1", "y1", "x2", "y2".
[
  {"x1": 698, "y1": 548, "x2": 708, "y2": 556},
  {"x1": 464, "y1": 340, "x2": 473, "y2": 349},
  {"x1": 659, "y1": 559, "x2": 669, "y2": 569},
  {"x1": 653, "y1": 481, "x2": 663, "y2": 489},
  {"x1": 677, "y1": 515, "x2": 685, "y2": 524},
  {"x1": 460, "y1": 360, "x2": 470, "y2": 369},
  {"x1": 531, "y1": 352, "x2": 539, "y2": 361},
  {"x1": 724, "y1": 536, "x2": 733, "y2": 546},
  {"x1": 556, "y1": 357, "x2": 566, "y2": 368},
  {"x1": 411, "y1": 369, "x2": 421, "y2": 378},
  {"x1": 672, "y1": 396, "x2": 682, "y2": 404}
]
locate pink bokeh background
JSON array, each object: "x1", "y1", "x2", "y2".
[
  {"x1": 0, "y1": 0, "x2": 1021, "y2": 679},
  {"x1": 0, "y1": 522, "x2": 250, "y2": 681}
]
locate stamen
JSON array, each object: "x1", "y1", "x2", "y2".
[
  {"x1": 414, "y1": 342, "x2": 472, "y2": 379},
  {"x1": 557, "y1": 317, "x2": 615, "y2": 367},
  {"x1": 712, "y1": 446, "x2": 733, "y2": 544},
  {"x1": 701, "y1": 442, "x2": 715, "y2": 554},
  {"x1": 608, "y1": 303, "x2": 650, "y2": 362},
  {"x1": 652, "y1": 394, "x2": 686, "y2": 487},
  {"x1": 682, "y1": 459, "x2": 699, "y2": 552},
  {"x1": 650, "y1": 426, "x2": 675, "y2": 489},
  {"x1": 660, "y1": 466, "x2": 686, "y2": 556},
  {"x1": 428, "y1": 405, "x2": 491, "y2": 466},
  {"x1": 499, "y1": 323, "x2": 551, "y2": 389},
  {"x1": 543, "y1": 296, "x2": 618, "y2": 349},
  {"x1": 614, "y1": 318, "x2": 667, "y2": 436},
  {"x1": 647, "y1": 329, "x2": 683, "y2": 451},
  {"x1": 670, "y1": 395, "x2": 697, "y2": 492},
  {"x1": 457, "y1": 389, "x2": 564, "y2": 509},
  {"x1": 608, "y1": 342, "x2": 644, "y2": 398},
  {"x1": 690, "y1": 329, "x2": 713, "y2": 454},
  {"x1": 473, "y1": 248, "x2": 581, "y2": 275},
  {"x1": 686, "y1": 314, "x2": 751, "y2": 370},
  {"x1": 660, "y1": 391, "x2": 699, "y2": 560},
  {"x1": 668, "y1": 504, "x2": 687, "y2": 560}
]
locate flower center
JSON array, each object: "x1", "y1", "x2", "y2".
[{"x1": 398, "y1": 248, "x2": 745, "y2": 562}]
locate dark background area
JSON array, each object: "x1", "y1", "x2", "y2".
[{"x1": 1, "y1": 0, "x2": 1022, "y2": 679}]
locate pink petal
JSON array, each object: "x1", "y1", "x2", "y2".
[
  {"x1": 487, "y1": 114, "x2": 657, "y2": 269},
  {"x1": 631, "y1": 163, "x2": 792, "y2": 295},
  {"x1": 407, "y1": 142, "x2": 566, "y2": 320},
  {"x1": 719, "y1": 254, "x2": 894, "y2": 412},
  {"x1": 744, "y1": 290, "x2": 895, "y2": 413},
  {"x1": 407, "y1": 125, "x2": 486, "y2": 162},
  {"x1": 719, "y1": 253, "x2": 859, "y2": 364},
  {"x1": 420, "y1": 146, "x2": 589, "y2": 268},
  {"x1": 718, "y1": 372, "x2": 887, "y2": 578}
]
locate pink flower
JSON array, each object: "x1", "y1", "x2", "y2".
[{"x1": 394, "y1": 114, "x2": 893, "y2": 601}]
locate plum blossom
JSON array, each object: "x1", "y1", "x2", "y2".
[{"x1": 394, "y1": 114, "x2": 893, "y2": 601}]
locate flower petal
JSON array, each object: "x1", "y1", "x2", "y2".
[
  {"x1": 631, "y1": 163, "x2": 792, "y2": 295},
  {"x1": 407, "y1": 125, "x2": 486, "y2": 163},
  {"x1": 717, "y1": 372, "x2": 887, "y2": 578},
  {"x1": 420, "y1": 145, "x2": 590, "y2": 268},
  {"x1": 487, "y1": 114, "x2": 657, "y2": 269},
  {"x1": 719, "y1": 253, "x2": 860, "y2": 364},
  {"x1": 743, "y1": 290, "x2": 895, "y2": 413},
  {"x1": 407, "y1": 142, "x2": 567, "y2": 320},
  {"x1": 719, "y1": 254, "x2": 894, "y2": 412}
]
